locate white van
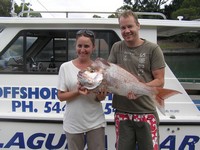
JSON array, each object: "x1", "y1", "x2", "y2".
[{"x1": 0, "y1": 12, "x2": 200, "y2": 149}]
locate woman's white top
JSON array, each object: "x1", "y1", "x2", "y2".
[{"x1": 57, "y1": 61, "x2": 106, "y2": 133}]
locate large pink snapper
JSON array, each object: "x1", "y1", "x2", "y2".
[{"x1": 77, "y1": 58, "x2": 181, "y2": 115}]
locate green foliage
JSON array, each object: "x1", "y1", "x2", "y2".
[
  {"x1": 169, "y1": 0, "x2": 200, "y2": 20},
  {"x1": 173, "y1": 32, "x2": 200, "y2": 44},
  {"x1": 0, "y1": 0, "x2": 12, "y2": 17},
  {"x1": 93, "y1": 15, "x2": 101, "y2": 18},
  {"x1": 181, "y1": 0, "x2": 200, "y2": 8},
  {"x1": 0, "y1": 0, "x2": 41, "y2": 17},
  {"x1": 172, "y1": 7, "x2": 200, "y2": 20},
  {"x1": 108, "y1": 14, "x2": 118, "y2": 18},
  {"x1": 164, "y1": 0, "x2": 184, "y2": 19},
  {"x1": 16, "y1": 3, "x2": 41, "y2": 17},
  {"x1": 121, "y1": 0, "x2": 168, "y2": 19},
  {"x1": 123, "y1": 0, "x2": 168, "y2": 12}
]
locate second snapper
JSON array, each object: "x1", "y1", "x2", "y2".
[{"x1": 77, "y1": 58, "x2": 181, "y2": 115}]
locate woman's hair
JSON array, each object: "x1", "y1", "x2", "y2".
[{"x1": 76, "y1": 29, "x2": 95, "y2": 46}]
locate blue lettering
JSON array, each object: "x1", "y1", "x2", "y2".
[
  {"x1": 27, "y1": 133, "x2": 45, "y2": 149},
  {"x1": 179, "y1": 135, "x2": 200, "y2": 150},
  {"x1": 0, "y1": 87, "x2": 3, "y2": 97},
  {"x1": 108, "y1": 93, "x2": 113, "y2": 100},
  {"x1": 52, "y1": 88, "x2": 57, "y2": 99},
  {"x1": 4, "y1": 87, "x2": 11, "y2": 98},
  {"x1": 1, "y1": 132, "x2": 199, "y2": 149},
  {"x1": 40, "y1": 88, "x2": 50, "y2": 99},
  {"x1": 22, "y1": 101, "x2": 33, "y2": 112},
  {"x1": 12, "y1": 101, "x2": 33, "y2": 112},
  {"x1": 0, "y1": 142, "x2": 3, "y2": 148},
  {"x1": 4, "y1": 132, "x2": 25, "y2": 148},
  {"x1": 46, "y1": 134, "x2": 66, "y2": 149},
  {"x1": 160, "y1": 135, "x2": 175, "y2": 150},
  {"x1": 12, "y1": 101, "x2": 21, "y2": 112},
  {"x1": 28, "y1": 87, "x2": 39, "y2": 99},
  {"x1": 0, "y1": 87, "x2": 58, "y2": 100},
  {"x1": 12, "y1": 87, "x2": 19, "y2": 98},
  {"x1": 104, "y1": 103, "x2": 113, "y2": 115},
  {"x1": 20, "y1": 87, "x2": 27, "y2": 99}
]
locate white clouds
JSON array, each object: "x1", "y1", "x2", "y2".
[{"x1": 14, "y1": 0, "x2": 124, "y2": 18}]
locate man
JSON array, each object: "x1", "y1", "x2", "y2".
[{"x1": 108, "y1": 10, "x2": 166, "y2": 150}]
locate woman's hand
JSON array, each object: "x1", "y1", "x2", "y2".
[{"x1": 77, "y1": 83, "x2": 90, "y2": 95}]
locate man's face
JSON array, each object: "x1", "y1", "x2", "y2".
[{"x1": 119, "y1": 16, "x2": 140, "y2": 43}]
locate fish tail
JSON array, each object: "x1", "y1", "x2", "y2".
[
  {"x1": 156, "y1": 87, "x2": 181, "y2": 101},
  {"x1": 154, "y1": 88, "x2": 182, "y2": 115}
]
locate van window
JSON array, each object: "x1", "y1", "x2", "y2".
[{"x1": 0, "y1": 30, "x2": 120, "y2": 74}]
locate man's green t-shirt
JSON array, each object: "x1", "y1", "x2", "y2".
[{"x1": 108, "y1": 39, "x2": 166, "y2": 114}]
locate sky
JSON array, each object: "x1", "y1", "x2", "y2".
[{"x1": 14, "y1": 0, "x2": 124, "y2": 18}]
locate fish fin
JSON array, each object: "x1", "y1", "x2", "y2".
[
  {"x1": 157, "y1": 105, "x2": 166, "y2": 116},
  {"x1": 156, "y1": 87, "x2": 182, "y2": 101},
  {"x1": 96, "y1": 58, "x2": 110, "y2": 66},
  {"x1": 153, "y1": 94, "x2": 166, "y2": 115},
  {"x1": 154, "y1": 88, "x2": 182, "y2": 115}
]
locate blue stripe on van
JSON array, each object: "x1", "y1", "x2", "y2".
[{"x1": 192, "y1": 100, "x2": 200, "y2": 111}]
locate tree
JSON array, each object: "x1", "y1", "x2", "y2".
[
  {"x1": 164, "y1": 0, "x2": 184, "y2": 19},
  {"x1": 171, "y1": 0, "x2": 200, "y2": 20},
  {"x1": 115, "y1": 0, "x2": 169, "y2": 19},
  {"x1": 0, "y1": 0, "x2": 12, "y2": 17},
  {"x1": 17, "y1": 2, "x2": 41, "y2": 17},
  {"x1": 123, "y1": 0, "x2": 168, "y2": 12},
  {"x1": 93, "y1": 15, "x2": 101, "y2": 18},
  {"x1": 0, "y1": 0, "x2": 41, "y2": 17}
]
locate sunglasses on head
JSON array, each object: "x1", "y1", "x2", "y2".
[{"x1": 76, "y1": 29, "x2": 95, "y2": 38}]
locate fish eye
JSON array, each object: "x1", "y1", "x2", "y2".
[
  {"x1": 90, "y1": 67, "x2": 96, "y2": 72},
  {"x1": 86, "y1": 67, "x2": 95, "y2": 73},
  {"x1": 90, "y1": 69, "x2": 95, "y2": 73},
  {"x1": 88, "y1": 69, "x2": 94, "y2": 73}
]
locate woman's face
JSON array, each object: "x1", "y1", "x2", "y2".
[{"x1": 76, "y1": 35, "x2": 95, "y2": 61}]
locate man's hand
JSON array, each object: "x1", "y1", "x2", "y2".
[
  {"x1": 96, "y1": 87, "x2": 108, "y2": 101},
  {"x1": 127, "y1": 91, "x2": 137, "y2": 99}
]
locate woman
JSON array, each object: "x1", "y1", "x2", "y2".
[{"x1": 57, "y1": 29, "x2": 107, "y2": 150}]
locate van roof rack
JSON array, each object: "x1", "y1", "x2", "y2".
[{"x1": 17, "y1": 10, "x2": 167, "y2": 19}]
